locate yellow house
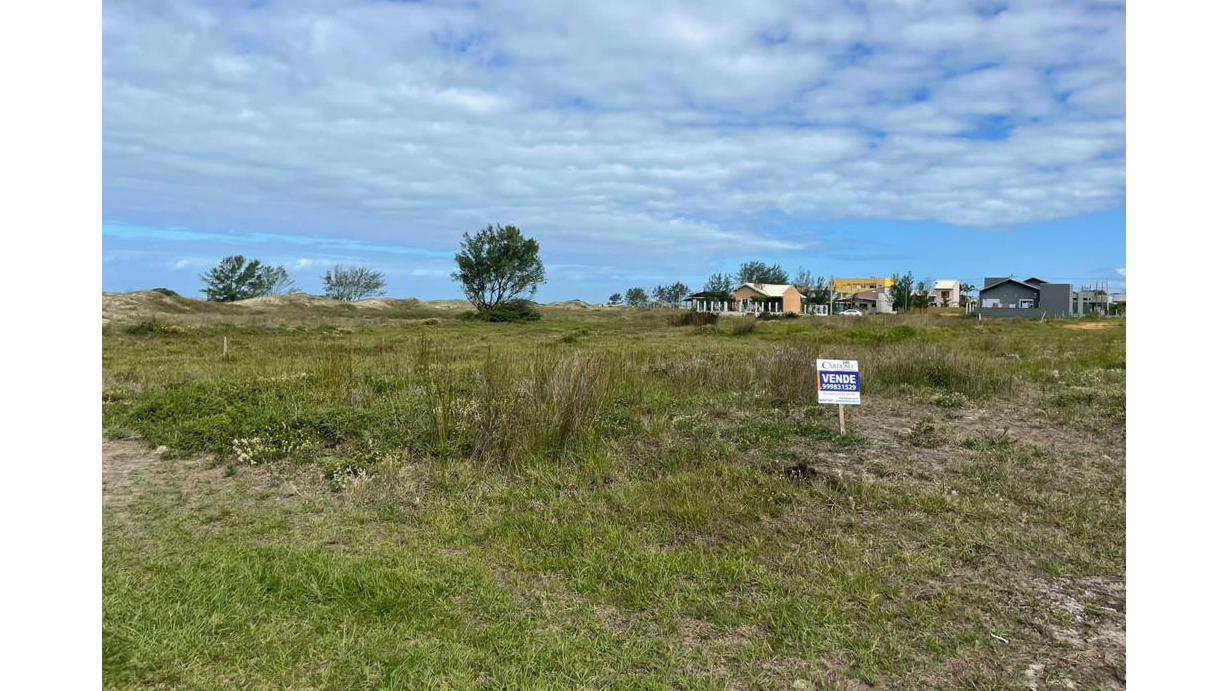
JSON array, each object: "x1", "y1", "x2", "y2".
[
  {"x1": 832, "y1": 277, "x2": 895, "y2": 297},
  {"x1": 731, "y1": 283, "x2": 803, "y2": 314}
]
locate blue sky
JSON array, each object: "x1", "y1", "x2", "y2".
[{"x1": 102, "y1": 0, "x2": 1125, "y2": 300}]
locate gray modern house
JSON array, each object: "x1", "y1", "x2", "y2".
[{"x1": 977, "y1": 277, "x2": 1074, "y2": 317}]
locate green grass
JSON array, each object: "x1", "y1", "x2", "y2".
[{"x1": 103, "y1": 307, "x2": 1126, "y2": 690}]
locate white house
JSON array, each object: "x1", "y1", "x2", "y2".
[{"x1": 929, "y1": 279, "x2": 960, "y2": 307}]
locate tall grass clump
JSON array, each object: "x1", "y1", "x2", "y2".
[
  {"x1": 729, "y1": 320, "x2": 757, "y2": 336},
  {"x1": 867, "y1": 344, "x2": 1012, "y2": 398},
  {"x1": 123, "y1": 320, "x2": 186, "y2": 336},
  {"x1": 411, "y1": 345, "x2": 616, "y2": 463},
  {"x1": 668, "y1": 311, "x2": 718, "y2": 327},
  {"x1": 751, "y1": 342, "x2": 821, "y2": 404}
]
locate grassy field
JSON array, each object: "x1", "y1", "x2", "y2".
[{"x1": 102, "y1": 296, "x2": 1125, "y2": 690}]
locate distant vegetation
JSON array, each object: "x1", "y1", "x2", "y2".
[
  {"x1": 624, "y1": 287, "x2": 649, "y2": 307},
  {"x1": 452, "y1": 224, "x2": 546, "y2": 320},
  {"x1": 322, "y1": 265, "x2": 387, "y2": 302},
  {"x1": 200, "y1": 255, "x2": 295, "y2": 302},
  {"x1": 651, "y1": 282, "x2": 690, "y2": 307},
  {"x1": 737, "y1": 260, "x2": 789, "y2": 284}
]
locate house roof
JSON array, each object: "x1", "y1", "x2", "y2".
[
  {"x1": 932, "y1": 279, "x2": 959, "y2": 291},
  {"x1": 849, "y1": 289, "x2": 889, "y2": 300},
  {"x1": 981, "y1": 277, "x2": 1041, "y2": 293},
  {"x1": 736, "y1": 282, "x2": 794, "y2": 297}
]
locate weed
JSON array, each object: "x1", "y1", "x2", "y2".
[
  {"x1": 232, "y1": 423, "x2": 316, "y2": 465},
  {"x1": 906, "y1": 417, "x2": 944, "y2": 448},
  {"x1": 932, "y1": 391, "x2": 970, "y2": 409}
]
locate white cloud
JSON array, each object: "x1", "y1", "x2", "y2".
[
  {"x1": 102, "y1": 0, "x2": 1124, "y2": 275},
  {"x1": 292, "y1": 257, "x2": 332, "y2": 271},
  {"x1": 172, "y1": 257, "x2": 213, "y2": 270}
]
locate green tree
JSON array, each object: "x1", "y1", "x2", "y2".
[
  {"x1": 199, "y1": 255, "x2": 293, "y2": 302},
  {"x1": 322, "y1": 265, "x2": 387, "y2": 302},
  {"x1": 959, "y1": 282, "x2": 977, "y2": 307},
  {"x1": 669, "y1": 282, "x2": 690, "y2": 305},
  {"x1": 703, "y1": 273, "x2": 735, "y2": 294},
  {"x1": 268, "y1": 269, "x2": 297, "y2": 296},
  {"x1": 889, "y1": 272, "x2": 916, "y2": 312},
  {"x1": 651, "y1": 282, "x2": 689, "y2": 307},
  {"x1": 737, "y1": 261, "x2": 789, "y2": 285},
  {"x1": 452, "y1": 224, "x2": 546, "y2": 311},
  {"x1": 792, "y1": 268, "x2": 832, "y2": 308},
  {"x1": 625, "y1": 287, "x2": 649, "y2": 307},
  {"x1": 607, "y1": 293, "x2": 623, "y2": 305}
]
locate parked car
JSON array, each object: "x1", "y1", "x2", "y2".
[{"x1": 838, "y1": 309, "x2": 863, "y2": 316}]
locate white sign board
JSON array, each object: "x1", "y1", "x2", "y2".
[{"x1": 816, "y1": 359, "x2": 861, "y2": 405}]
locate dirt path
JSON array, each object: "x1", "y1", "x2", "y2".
[
  {"x1": 103, "y1": 439, "x2": 240, "y2": 530},
  {"x1": 102, "y1": 439, "x2": 162, "y2": 508}
]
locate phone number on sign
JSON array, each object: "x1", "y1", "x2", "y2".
[{"x1": 819, "y1": 372, "x2": 859, "y2": 392}]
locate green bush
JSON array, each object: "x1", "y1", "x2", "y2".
[
  {"x1": 668, "y1": 311, "x2": 718, "y2": 327},
  {"x1": 470, "y1": 299, "x2": 543, "y2": 322},
  {"x1": 123, "y1": 320, "x2": 186, "y2": 336},
  {"x1": 118, "y1": 380, "x2": 383, "y2": 456},
  {"x1": 755, "y1": 312, "x2": 798, "y2": 321}
]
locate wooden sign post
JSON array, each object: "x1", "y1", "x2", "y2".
[{"x1": 816, "y1": 359, "x2": 861, "y2": 435}]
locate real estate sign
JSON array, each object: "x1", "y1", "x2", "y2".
[{"x1": 816, "y1": 359, "x2": 861, "y2": 405}]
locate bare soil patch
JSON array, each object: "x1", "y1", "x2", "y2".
[
  {"x1": 1063, "y1": 322, "x2": 1112, "y2": 330},
  {"x1": 102, "y1": 438, "x2": 164, "y2": 511},
  {"x1": 353, "y1": 298, "x2": 396, "y2": 309},
  {"x1": 103, "y1": 438, "x2": 269, "y2": 533},
  {"x1": 235, "y1": 294, "x2": 339, "y2": 308}
]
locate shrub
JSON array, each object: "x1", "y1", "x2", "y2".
[
  {"x1": 151, "y1": 287, "x2": 180, "y2": 297},
  {"x1": 757, "y1": 312, "x2": 800, "y2": 321},
  {"x1": 473, "y1": 299, "x2": 543, "y2": 322},
  {"x1": 668, "y1": 311, "x2": 718, "y2": 327},
  {"x1": 932, "y1": 391, "x2": 970, "y2": 409},
  {"x1": 123, "y1": 320, "x2": 185, "y2": 336}
]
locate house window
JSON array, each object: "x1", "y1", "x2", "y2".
[{"x1": 1018, "y1": 298, "x2": 1035, "y2": 309}]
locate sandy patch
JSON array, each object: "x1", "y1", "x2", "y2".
[
  {"x1": 235, "y1": 294, "x2": 338, "y2": 308},
  {"x1": 1063, "y1": 322, "x2": 1112, "y2": 330},
  {"x1": 353, "y1": 298, "x2": 396, "y2": 309}
]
